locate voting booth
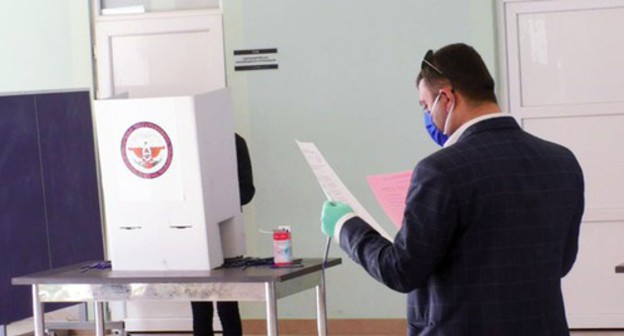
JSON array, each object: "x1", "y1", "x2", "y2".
[{"x1": 94, "y1": 88, "x2": 245, "y2": 271}]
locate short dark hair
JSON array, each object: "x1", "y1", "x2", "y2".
[{"x1": 416, "y1": 43, "x2": 497, "y2": 104}]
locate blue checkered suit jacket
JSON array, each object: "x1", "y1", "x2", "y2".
[{"x1": 339, "y1": 117, "x2": 584, "y2": 335}]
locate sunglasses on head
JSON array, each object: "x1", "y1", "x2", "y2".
[{"x1": 421, "y1": 50, "x2": 447, "y2": 77}]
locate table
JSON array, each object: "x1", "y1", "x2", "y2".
[{"x1": 12, "y1": 258, "x2": 341, "y2": 336}]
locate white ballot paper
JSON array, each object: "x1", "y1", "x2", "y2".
[{"x1": 296, "y1": 140, "x2": 393, "y2": 241}]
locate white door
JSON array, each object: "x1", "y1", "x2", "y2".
[
  {"x1": 498, "y1": 0, "x2": 624, "y2": 328},
  {"x1": 91, "y1": 1, "x2": 226, "y2": 331},
  {"x1": 93, "y1": 5, "x2": 225, "y2": 99}
]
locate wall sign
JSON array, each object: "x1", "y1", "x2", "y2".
[{"x1": 234, "y1": 48, "x2": 278, "y2": 71}]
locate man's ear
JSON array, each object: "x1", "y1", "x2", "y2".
[{"x1": 441, "y1": 87, "x2": 456, "y2": 110}]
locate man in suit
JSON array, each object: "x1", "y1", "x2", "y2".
[{"x1": 321, "y1": 43, "x2": 584, "y2": 335}]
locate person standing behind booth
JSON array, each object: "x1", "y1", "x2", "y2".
[
  {"x1": 320, "y1": 43, "x2": 585, "y2": 335},
  {"x1": 191, "y1": 133, "x2": 255, "y2": 336}
]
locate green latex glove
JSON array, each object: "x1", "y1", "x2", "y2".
[{"x1": 321, "y1": 200, "x2": 354, "y2": 237}]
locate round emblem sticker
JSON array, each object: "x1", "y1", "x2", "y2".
[{"x1": 121, "y1": 121, "x2": 173, "y2": 179}]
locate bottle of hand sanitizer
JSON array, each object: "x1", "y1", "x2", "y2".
[{"x1": 273, "y1": 226, "x2": 293, "y2": 266}]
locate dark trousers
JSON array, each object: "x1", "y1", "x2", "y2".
[{"x1": 191, "y1": 301, "x2": 242, "y2": 336}]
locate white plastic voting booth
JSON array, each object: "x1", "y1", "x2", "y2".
[{"x1": 94, "y1": 88, "x2": 245, "y2": 271}]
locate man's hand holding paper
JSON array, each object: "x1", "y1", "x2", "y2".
[
  {"x1": 296, "y1": 140, "x2": 393, "y2": 241},
  {"x1": 320, "y1": 201, "x2": 355, "y2": 239}
]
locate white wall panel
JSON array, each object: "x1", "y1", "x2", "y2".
[{"x1": 518, "y1": 7, "x2": 624, "y2": 107}]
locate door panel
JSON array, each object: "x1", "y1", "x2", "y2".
[
  {"x1": 561, "y1": 222, "x2": 624, "y2": 328},
  {"x1": 517, "y1": 6, "x2": 624, "y2": 107},
  {"x1": 95, "y1": 10, "x2": 225, "y2": 99},
  {"x1": 499, "y1": 0, "x2": 624, "y2": 328},
  {"x1": 110, "y1": 31, "x2": 218, "y2": 98}
]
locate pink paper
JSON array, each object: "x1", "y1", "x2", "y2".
[{"x1": 367, "y1": 170, "x2": 412, "y2": 228}]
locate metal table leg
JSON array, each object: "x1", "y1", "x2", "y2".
[
  {"x1": 94, "y1": 301, "x2": 106, "y2": 336},
  {"x1": 32, "y1": 285, "x2": 45, "y2": 336},
  {"x1": 316, "y1": 284, "x2": 328, "y2": 336},
  {"x1": 265, "y1": 282, "x2": 278, "y2": 336}
]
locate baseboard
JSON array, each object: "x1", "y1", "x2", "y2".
[
  {"x1": 69, "y1": 318, "x2": 407, "y2": 336},
  {"x1": 242, "y1": 319, "x2": 407, "y2": 335}
]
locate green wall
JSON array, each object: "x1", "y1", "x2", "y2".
[
  {"x1": 0, "y1": 1, "x2": 92, "y2": 93},
  {"x1": 1, "y1": 0, "x2": 497, "y2": 320}
]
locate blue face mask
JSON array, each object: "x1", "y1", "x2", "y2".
[
  {"x1": 424, "y1": 112, "x2": 448, "y2": 146},
  {"x1": 423, "y1": 94, "x2": 448, "y2": 146}
]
